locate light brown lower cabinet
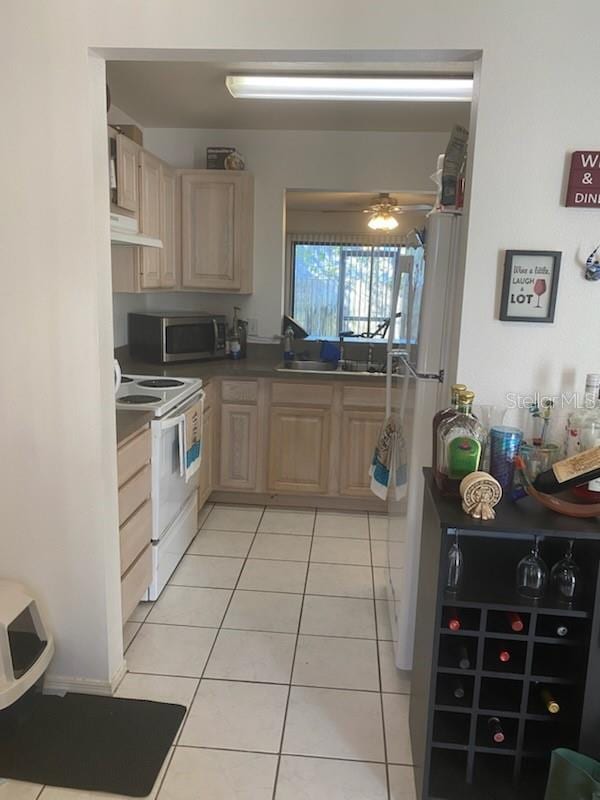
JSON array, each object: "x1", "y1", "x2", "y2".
[
  {"x1": 210, "y1": 377, "x2": 385, "y2": 506},
  {"x1": 219, "y1": 402, "x2": 258, "y2": 490},
  {"x1": 116, "y1": 424, "x2": 152, "y2": 626},
  {"x1": 339, "y1": 409, "x2": 383, "y2": 497},
  {"x1": 268, "y1": 406, "x2": 331, "y2": 494}
]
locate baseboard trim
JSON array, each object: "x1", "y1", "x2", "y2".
[
  {"x1": 208, "y1": 490, "x2": 385, "y2": 512},
  {"x1": 44, "y1": 659, "x2": 127, "y2": 697}
]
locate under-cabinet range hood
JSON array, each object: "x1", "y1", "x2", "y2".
[{"x1": 110, "y1": 213, "x2": 163, "y2": 248}]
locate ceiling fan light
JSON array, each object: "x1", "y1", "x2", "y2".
[{"x1": 368, "y1": 211, "x2": 399, "y2": 231}]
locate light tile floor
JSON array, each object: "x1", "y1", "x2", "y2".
[{"x1": 2, "y1": 504, "x2": 415, "y2": 800}]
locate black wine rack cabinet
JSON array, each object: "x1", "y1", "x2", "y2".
[{"x1": 410, "y1": 470, "x2": 600, "y2": 800}]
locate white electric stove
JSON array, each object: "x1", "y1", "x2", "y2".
[
  {"x1": 116, "y1": 374, "x2": 203, "y2": 417},
  {"x1": 116, "y1": 373, "x2": 205, "y2": 599}
]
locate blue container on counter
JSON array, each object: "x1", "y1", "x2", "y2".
[{"x1": 489, "y1": 426, "x2": 523, "y2": 490}]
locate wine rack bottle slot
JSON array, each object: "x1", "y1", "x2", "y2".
[
  {"x1": 531, "y1": 643, "x2": 584, "y2": 680},
  {"x1": 429, "y1": 749, "x2": 469, "y2": 799},
  {"x1": 433, "y1": 710, "x2": 471, "y2": 746},
  {"x1": 476, "y1": 714, "x2": 517, "y2": 749},
  {"x1": 438, "y1": 636, "x2": 477, "y2": 671},
  {"x1": 523, "y1": 719, "x2": 578, "y2": 756},
  {"x1": 441, "y1": 605, "x2": 481, "y2": 632},
  {"x1": 536, "y1": 614, "x2": 588, "y2": 642},
  {"x1": 435, "y1": 673, "x2": 474, "y2": 708},
  {"x1": 486, "y1": 609, "x2": 529, "y2": 635},
  {"x1": 483, "y1": 639, "x2": 527, "y2": 674},
  {"x1": 479, "y1": 677, "x2": 523, "y2": 713}
]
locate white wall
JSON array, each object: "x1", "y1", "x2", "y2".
[
  {"x1": 2, "y1": 7, "x2": 123, "y2": 689},
  {"x1": 4, "y1": 0, "x2": 600, "y2": 687},
  {"x1": 141, "y1": 128, "x2": 448, "y2": 338}
]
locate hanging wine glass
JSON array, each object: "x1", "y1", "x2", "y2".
[
  {"x1": 446, "y1": 531, "x2": 463, "y2": 593},
  {"x1": 550, "y1": 540, "x2": 581, "y2": 604},
  {"x1": 516, "y1": 536, "x2": 548, "y2": 599}
]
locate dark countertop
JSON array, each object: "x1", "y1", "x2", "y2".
[
  {"x1": 424, "y1": 468, "x2": 600, "y2": 537},
  {"x1": 116, "y1": 409, "x2": 153, "y2": 446},
  {"x1": 114, "y1": 343, "x2": 388, "y2": 385}
]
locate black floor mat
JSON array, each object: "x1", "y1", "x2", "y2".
[{"x1": 0, "y1": 691, "x2": 186, "y2": 796}]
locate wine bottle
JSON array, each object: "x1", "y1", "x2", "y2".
[
  {"x1": 540, "y1": 688, "x2": 560, "y2": 714},
  {"x1": 533, "y1": 445, "x2": 600, "y2": 494},
  {"x1": 488, "y1": 717, "x2": 505, "y2": 744},
  {"x1": 507, "y1": 612, "x2": 524, "y2": 632},
  {"x1": 457, "y1": 645, "x2": 471, "y2": 670},
  {"x1": 556, "y1": 624, "x2": 568, "y2": 637},
  {"x1": 447, "y1": 608, "x2": 462, "y2": 631},
  {"x1": 452, "y1": 678, "x2": 466, "y2": 699},
  {"x1": 498, "y1": 647, "x2": 511, "y2": 663}
]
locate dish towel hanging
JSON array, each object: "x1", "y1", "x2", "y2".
[
  {"x1": 370, "y1": 416, "x2": 408, "y2": 501},
  {"x1": 180, "y1": 396, "x2": 204, "y2": 482}
]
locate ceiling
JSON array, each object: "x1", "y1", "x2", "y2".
[
  {"x1": 286, "y1": 190, "x2": 435, "y2": 212},
  {"x1": 106, "y1": 60, "x2": 472, "y2": 132}
]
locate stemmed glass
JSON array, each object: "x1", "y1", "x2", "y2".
[
  {"x1": 533, "y1": 278, "x2": 547, "y2": 308},
  {"x1": 516, "y1": 536, "x2": 548, "y2": 599},
  {"x1": 446, "y1": 531, "x2": 463, "y2": 593},
  {"x1": 550, "y1": 540, "x2": 581, "y2": 604}
]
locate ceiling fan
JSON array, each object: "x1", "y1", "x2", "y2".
[{"x1": 320, "y1": 192, "x2": 432, "y2": 231}]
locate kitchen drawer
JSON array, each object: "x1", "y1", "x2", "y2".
[
  {"x1": 342, "y1": 385, "x2": 386, "y2": 409},
  {"x1": 271, "y1": 381, "x2": 333, "y2": 406},
  {"x1": 117, "y1": 427, "x2": 151, "y2": 488},
  {"x1": 121, "y1": 545, "x2": 152, "y2": 624},
  {"x1": 120, "y1": 498, "x2": 152, "y2": 576},
  {"x1": 221, "y1": 379, "x2": 258, "y2": 403},
  {"x1": 118, "y1": 463, "x2": 151, "y2": 526}
]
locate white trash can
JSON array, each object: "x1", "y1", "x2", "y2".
[{"x1": 0, "y1": 580, "x2": 54, "y2": 710}]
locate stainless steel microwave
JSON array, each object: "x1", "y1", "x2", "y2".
[{"x1": 128, "y1": 312, "x2": 227, "y2": 363}]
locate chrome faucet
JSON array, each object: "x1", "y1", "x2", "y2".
[
  {"x1": 338, "y1": 333, "x2": 344, "y2": 369},
  {"x1": 367, "y1": 343, "x2": 374, "y2": 371}
]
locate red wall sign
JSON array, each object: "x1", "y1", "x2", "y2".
[{"x1": 566, "y1": 151, "x2": 600, "y2": 207}]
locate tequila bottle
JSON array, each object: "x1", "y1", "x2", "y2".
[
  {"x1": 432, "y1": 383, "x2": 467, "y2": 482},
  {"x1": 436, "y1": 390, "x2": 486, "y2": 496}
]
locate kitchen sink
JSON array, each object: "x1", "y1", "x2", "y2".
[
  {"x1": 277, "y1": 360, "x2": 338, "y2": 372},
  {"x1": 275, "y1": 360, "x2": 389, "y2": 377}
]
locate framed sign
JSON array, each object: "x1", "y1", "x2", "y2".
[
  {"x1": 499, "y1": 250, "x2": 561, "y2": 323},
  {"x1": 566, "y1": 151, "x2": 600, "y2": 208}
]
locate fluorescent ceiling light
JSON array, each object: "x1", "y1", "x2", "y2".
[{"x1": 226, "y1": 75, "x2": 472, "y2": 102}]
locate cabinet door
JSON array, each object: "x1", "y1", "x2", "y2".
[
  {"x1": 138, "y1": 150, "x2": 162, "y2": 289},
  {"x1": 159, "y1": 163, "x2": 177, "y2": 288},
  {"x1": 268, "y1": 406, "x2": 330, "y2": 494},
  {"x1": 339, "y1": 409, "x2": 383, "y2": 497},
  {"x1": 116, "y1": 133, "x2": 139, "y2": 213},
  {"x1": 219, "y1": 403, "x2": 258, "y2": 490},
  {"x1": 181, "y1": 171, "x2": 253, "y2": 292},
  {"x1": 198, "y1": 405, "x2": 213, "y2": 508}
]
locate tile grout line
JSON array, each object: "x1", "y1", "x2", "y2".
[
  {"x1": 270, "y1": 507, "x2": 317, "y2": 800},
  {"x1": 152, "y1": 504, "x2": 268, "y2": 799},
  {"x1": 368, "y1": 511, "x2": 392, "y2": 800},
  {"x1": 124, "y1": 668, "x2": 409, "y2": 695}
]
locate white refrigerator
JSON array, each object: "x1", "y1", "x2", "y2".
[{"x1": 385, "y1": 210, "x2": 463, "y2": 671}]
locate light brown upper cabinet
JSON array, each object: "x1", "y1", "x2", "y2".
[
  {"x1": 158, "y1": 163, "x2": 177, "y2": 289},
  {"x1": 180, "y1": 170, "x2": 254, "y2": 293},
  {"x1": 114, "y1": 131, "x2": 139, "y2": 214},
  {"x1": 138, "y1": 150, "x2": 162, "y2": 289}
]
